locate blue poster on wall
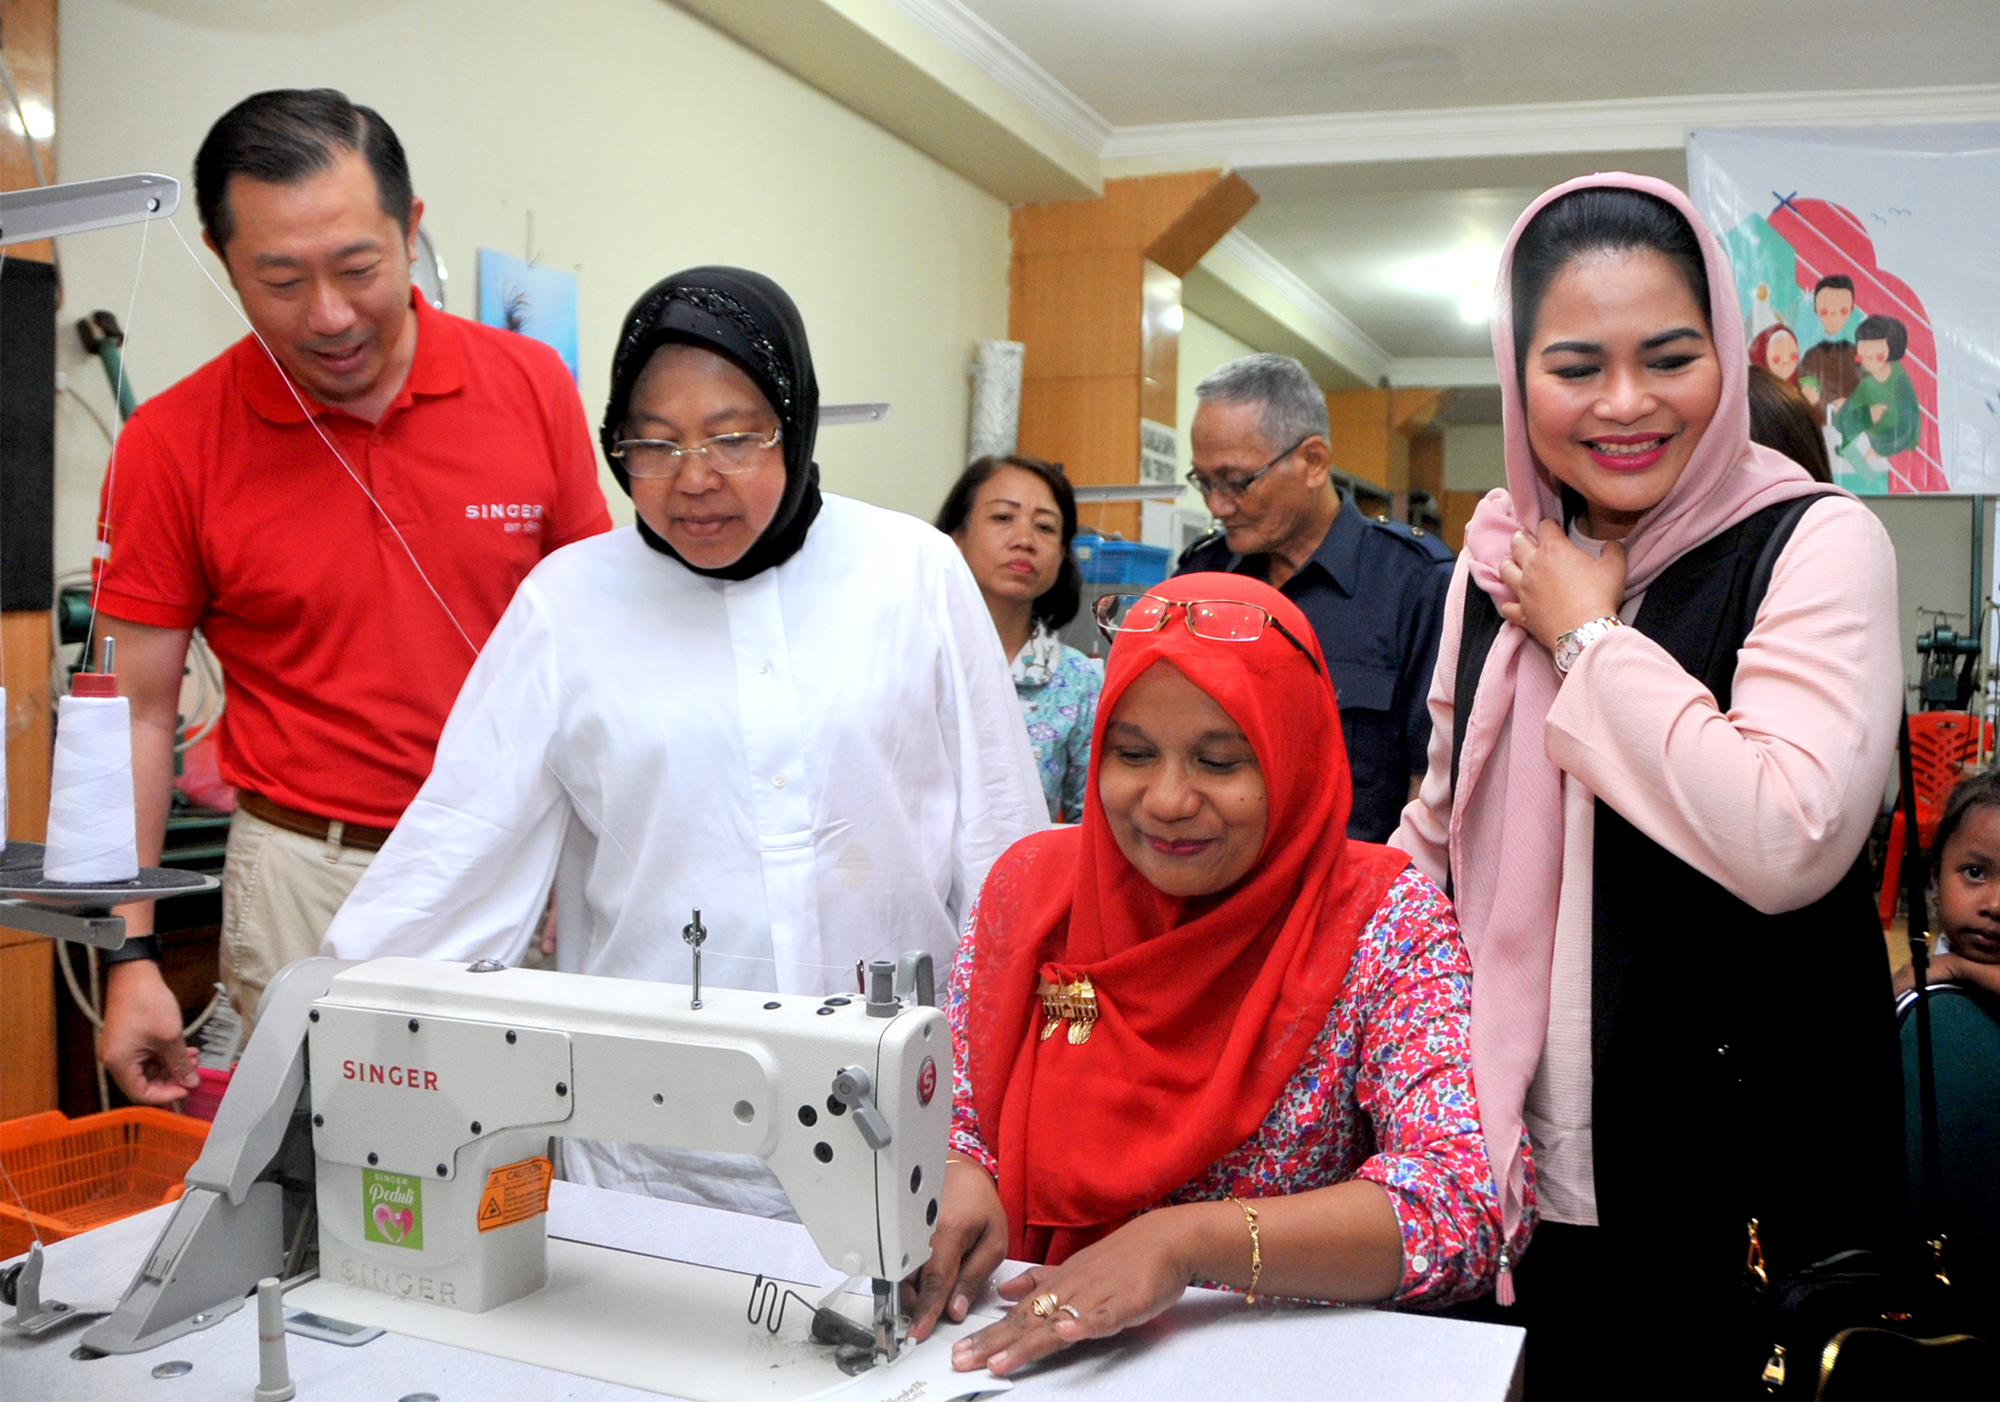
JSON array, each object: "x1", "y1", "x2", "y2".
[{"x1": 477, "y1": 248, "x2": 579, "y2": 382}]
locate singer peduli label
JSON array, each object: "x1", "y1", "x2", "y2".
[{"x1": 363, "y1": 1169, "x2": 424, "y2": 1250}]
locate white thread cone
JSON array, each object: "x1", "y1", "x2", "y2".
[{"x1": 43, "y1": 694, "x2": 139, "y2": 883}]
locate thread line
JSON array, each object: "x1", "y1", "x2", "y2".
[
  {"x1": 161, "y1": 214, "x2": 478, "y2": 658},
  {"x1": 86, "y1": 213, "x2": 151, "y2": 637}
]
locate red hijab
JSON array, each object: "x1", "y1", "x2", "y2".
[{"x1": 963, "y1": 572, "x2": 1409, "y2": 1264}]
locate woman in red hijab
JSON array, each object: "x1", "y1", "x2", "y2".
[{"x1": 907, "y1": 572, "x2": 1521, "y2": 1378}]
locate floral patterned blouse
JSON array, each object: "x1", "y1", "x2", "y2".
[
  {"x1": 1012, "y1": 624, "x2": 1102, "y2": 824},
  {"x1": 944, "y1": 866, "x2": 1532, "y2": 1308}
]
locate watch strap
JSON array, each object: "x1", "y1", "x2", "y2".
[
  {"x1": 99, "y1": 934, "x2": 165, "y2": 966},
  {"x1": 1554, "y1": 616, "x2": 1622, "y2": 675}
]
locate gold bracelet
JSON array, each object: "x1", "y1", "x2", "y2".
[{"x1": 1225, "y1": 1195, "x2": 1262, "y2": 1304}]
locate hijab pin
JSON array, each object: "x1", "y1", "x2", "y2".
[{"x1": 1037, "y1": 975, "x2": 1098, "y2": 1045}]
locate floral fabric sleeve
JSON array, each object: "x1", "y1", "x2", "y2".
[
  {"x1": 1057, "y1": 652, "x2": 1101, "y2": 823},
  {"x1": 1347, "y1": 869, "x2": 1523, "y2": 1307},
  {"x1": 941, "y1": 898, "x2": 1001, "y2": 1179}
]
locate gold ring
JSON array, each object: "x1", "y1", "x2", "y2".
[{"x1": 1029, "y1": 1291, "x2": 1061, "y2": 1318}]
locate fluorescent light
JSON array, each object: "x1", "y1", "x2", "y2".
[
  {"x1": 7, "y1": 98, "x2": 53, "y2": 142},
  {"x1": 1392, "y1": 245, "x2": 1499, "y2": 324}
]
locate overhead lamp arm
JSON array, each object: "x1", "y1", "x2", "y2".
[{"x1": 0, "y1": 172, "x2": 180, "y2": 247}]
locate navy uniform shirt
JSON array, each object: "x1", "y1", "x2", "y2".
[{"x1": 1176, "y1": 492, "x2": 1454, "y2": 842}]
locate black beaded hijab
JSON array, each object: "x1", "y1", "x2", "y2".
[{"x1": 600, "y1": 267, "x2": 822, "y2": 581}]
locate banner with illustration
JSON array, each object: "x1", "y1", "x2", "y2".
[{"x1": 1687, "y1": 124, "x2": 2000, "y2": 495}]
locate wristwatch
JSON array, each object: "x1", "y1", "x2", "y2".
[{"x1": 1553, "y1": 616, "x2": 1622, "y2": 676}]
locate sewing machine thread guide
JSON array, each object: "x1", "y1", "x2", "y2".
[{"x1": 681, "y1": 908, "x2": 707, "y2": 1009}]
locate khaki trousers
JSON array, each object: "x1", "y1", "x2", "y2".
[{"x1": 219, "y1": 805, "x2": 375, "y2": 1029}]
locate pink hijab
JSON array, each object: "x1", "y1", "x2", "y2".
[{"x1": 1454, "y1": 174, "x2": 1832, "y2": 1242}]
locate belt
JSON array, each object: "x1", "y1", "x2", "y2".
[{"x1": 238, "y1": 791, "x2": 395, "y2": 851}]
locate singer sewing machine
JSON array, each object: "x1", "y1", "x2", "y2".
[{"x1": 80, "y1": 945, "x2": 950, "y2": 1385}]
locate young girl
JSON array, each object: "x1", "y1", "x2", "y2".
[{"x1": 1898, "y1": 768, "x2": 2000, "y2": 998}]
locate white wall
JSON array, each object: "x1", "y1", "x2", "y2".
[
  {"x1": 1443, "y1": 424, "x2": 1506, "y2": 493},
  {"x1": 51, "y1": 0, "x2": 1012, "y2": 580}
]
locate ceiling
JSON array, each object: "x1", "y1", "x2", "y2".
[
  {"x1": 924, "y1": 0, "x2": 2000, "y2": 410},
  {"x1": 958, "y1": 0, "x2": 2000, "y2": 125},
  {"x1": 1236, "y1": 149, "x2": 1688, "y2": 359}
]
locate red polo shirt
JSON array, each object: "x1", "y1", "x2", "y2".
[{"x1": 94, "y1": 292, "x2": 612, "y2": 829}]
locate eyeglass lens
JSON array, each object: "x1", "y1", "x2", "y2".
[
  {"x1": 1183, "y1": 601, "x2": 1267, "y2": 641},
  {"x1": 1095, "y1": 593, "x2": 1164, "y2": 632},
  {"x1": 616, "y1": 428, "x2": 779, "y2": 478},
  {"x1": 1096, "y1": 593, "x2": 1266, "y2": 642}
]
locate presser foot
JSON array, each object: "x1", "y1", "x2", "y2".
[{"x1": 869, "y1": 1277, "x2": 907, "y2": 1369}]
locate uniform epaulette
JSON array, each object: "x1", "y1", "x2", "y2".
[
  {"x1": 1366, "y1": 515, "x2": 1456, "y2": 564},
  {"x1": 1176, "y1": 527, "x2": 1229, "y2": 571}
]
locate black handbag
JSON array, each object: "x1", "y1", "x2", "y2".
[{"x1": 1741, "y1": 714, "x2": 1992, "y2": 1400}]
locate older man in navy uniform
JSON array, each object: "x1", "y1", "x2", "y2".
[{"x1": 1176, "y1": 354, "x2": 1452, "y2": 842}]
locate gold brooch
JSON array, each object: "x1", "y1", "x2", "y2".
[{"x1": 1037, "y1": 976, "x2": 1098, "y2": 1045}]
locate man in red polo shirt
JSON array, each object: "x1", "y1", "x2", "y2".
[{"x1": 94, "y1": 89, "x2": 610, "y2": 1105}]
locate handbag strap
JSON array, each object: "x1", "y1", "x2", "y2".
[{"x1": 1897, "y1": 712, "x2": 1947, "y2": 1268}]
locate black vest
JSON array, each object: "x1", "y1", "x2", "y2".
[{"x1": 1452, "y1": 497, "x2": 1903, "y2": 1289}]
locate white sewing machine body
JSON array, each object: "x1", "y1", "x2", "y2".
[
  {"x1": 308, "y1": 958, "x2": 949, "y2": 1314},
  {"x1": 81, "y1": 951, "x2": 950, "y2": 1365}
]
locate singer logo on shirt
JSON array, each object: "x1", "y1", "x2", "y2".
[{"x1": 464, "y1": 502, "x2": 547, "y2": 535}]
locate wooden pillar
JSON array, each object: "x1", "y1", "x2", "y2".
[
  {"x1": 1, "y1": 0, "x2": 62, "y2": 1120},
  {"x1": 1009, "y1": 171, "x2": 1258, "y2": 539},
  {"x1": 1323, "y1": 386, "x2": 1454, "y2": 522}
]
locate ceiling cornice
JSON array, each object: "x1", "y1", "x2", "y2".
[
  {"x1": 1211, "y1": 231, "x2": 1392, "y2": 380},
  {"x1": 1101, "y1": 83, "x2": 2000, "y2": 170},
  {"x1": 887, "y1": 0, "x2": 1110, "y2": 153}
]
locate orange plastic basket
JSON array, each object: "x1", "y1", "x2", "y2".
[{"x1": 0, "y1": 1108, "x2": 209, "y2": 1259}]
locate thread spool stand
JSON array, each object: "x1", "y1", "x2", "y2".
[{"x1": 0, "y1": 642, "x2": 215, "y2": 947}]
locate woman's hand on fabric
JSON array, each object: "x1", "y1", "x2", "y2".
[
  {"x1": 906, "y1": 1160, "x2": 1010, "y2": 1343},
  {"x1": 1496, "y1": 520, "x2": 1626, "y2": 653},
  {"x1": 950, "y1": 1207, "x2": 1200, "y2": 1376}
]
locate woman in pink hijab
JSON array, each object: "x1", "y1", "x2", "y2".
[{"x1": 1393, "y1": 175, "x2": 1904, "y2": 1399}]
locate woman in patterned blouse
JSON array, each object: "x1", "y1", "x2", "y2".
[
  {"x1": 905, "y1": 572, "x2": 1525, "y2": 1379},
  {"x1": 938, "y1": 454, "x2": 1102, "y2": 822}
]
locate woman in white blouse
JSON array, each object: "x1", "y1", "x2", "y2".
[{"x1": 323, "y1": 267, "x2": 1046, "y2": 1215}]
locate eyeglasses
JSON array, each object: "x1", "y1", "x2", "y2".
[
  {"x1": 1093, "y1": 593, "x2": 1322, "y2": 676},
  {"x1": 1185, "y1": 434, "x2": 1312, "y2": 501},
  {"x1": 610, "y1": 426, "x2": 782, "y2": 479}
]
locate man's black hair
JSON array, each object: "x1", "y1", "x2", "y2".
[
  {"x1": 1813, "y1": 274, "x2": 1856, "y2": 299},
  {"x1": 1855, "y1": 314, "x2": 1908, "y2": 361},
  {"x1": 1510, "y1": 187, "x2": 1710, "y2": 390},
  {"x1": 195, "y1": 88, "x2": 412, "y2": 251}
]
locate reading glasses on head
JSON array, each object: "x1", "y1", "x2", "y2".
[
  {"x1": 611, "y1": 425, "x2": 782, "y2": 479},
  {"x1": 1094, "y1": 593, "x2": 1322, "y2": 676},
  {"x1": 1185, "y1": 434, "x2": 1312, "y2": 501}
]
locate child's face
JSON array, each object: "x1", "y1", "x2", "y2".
[
  {"x1": 1764, "y1": 330, "x2": 1800, "y2": 380},
  {"x1": 1857, "y1": 339, "x2": 1892, "y2": 381},
  {"x1": 1937, "y1": 805, "x2": 2000, "y2": 965},
  {"x1": 1815, "y1": 288, "x2": 1855, "y2": 336}
]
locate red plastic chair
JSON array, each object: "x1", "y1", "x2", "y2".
[{"x1": 1880, "y1": 711, "x2": 1994, "y2": 929}]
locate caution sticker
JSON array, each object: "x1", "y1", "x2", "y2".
[{"x1": 477, "y1": 1156, "x2": 553, "y2": 1233}]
